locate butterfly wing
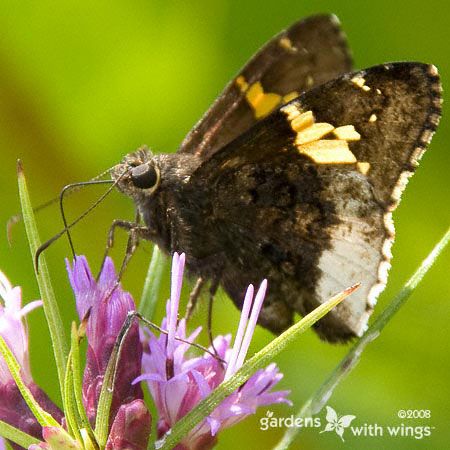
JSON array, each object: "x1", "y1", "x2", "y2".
[
  {"x1": 188, "y1": 63, "x2": 441, "y2": 341},
  {"x1": 178, "y1": 14, "x2": 352, "y2": 159}
]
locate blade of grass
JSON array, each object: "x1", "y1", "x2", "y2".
[
  {"x1": 94, "y1": 312, "x2": 136, "y2": 447},
  {"x1": 273, "y1": 226, "x2": 450, "y2": 450},
  {"x1": 63, "y1": 350, "x2": 83, "y2": 443},
  {"x1": 17, "y1": 160, "x2": 68, "y2": 402},
  {"x1": 70, "y1": 322, "x2": 96, "y2": 444},
  {"x1": 156, "y1": 284, "x2": 359, "y2": 450},
  {"x1": 94, "y1": 351, "x2": 116, "y2": 446},
  {"x1": 0, "y1": 420, "x2": 40, "y2": 448},
  {"x1": 139, "y1": 245, "x2": 167, "y2": 320}
]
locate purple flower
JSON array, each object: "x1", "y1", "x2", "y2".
[
  {"x1": 66, "y1": 256, "x2": 145, "y2": 429},
  {"x1": 136, "y1": 253, "x2": 291, "y2": 450},
  {"x1": 0, "y1": 270, "x2": 63, "y2": 449},
  {"x1": 0, "y1": 257, "x2": 151, "y2": 450},
  {"x1": 105, "y1": 399, "x2": 151, "y2": 450}
]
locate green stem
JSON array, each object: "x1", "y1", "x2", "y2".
[
  {"x1": 139, "y1": 245, "x2": 167, "y2": 320},
  {"x1": 94, "y1": 313, "x2": 135, "y2": 447},
  {"x1": 17, "y1": 160, "x2": 68, "y2": 403},
  {"x1": 70, "y1": 322, "x2": 96, "y2": 444},
  {"x1": 273, "y1": 226, "x2": 450, "y2": 450},
  {"x1": 0, "y1": 420, "x2": 40, "y2": 448},
  {"x1": 63, "y1": 351, "x2": 83, "y2": 442}
]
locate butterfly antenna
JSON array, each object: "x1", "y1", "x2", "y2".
[
  {"x1": 59, "y1": 179, "x2": 117, "y2": 259},
  {"x1": 7, "y1": 197, "x2": 58, "y2": 245},
  {"x1": 6, "y1": 164, "x2": 116, "y2": 245},
  {"x1": 35, "y1": 170, "x2": 128, "y2": 271}
]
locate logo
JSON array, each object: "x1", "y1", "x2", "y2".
[
  {"x1": 320, "y1": 406, "x2": 356, "y2": 442},
  {"x1": 259, "y1": 406, "x2": 434, "y2": 441}
]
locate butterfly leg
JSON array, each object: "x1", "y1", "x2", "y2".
[
  {"x1": 100, "y1": 218, "x2": 137, "y2": 279},
  {"x1": 185, "y1": 276, "x2": 206, "y2": 321},
  {"x1": 100, "y1": 214, "x2": 154, "y2": 286},
  {"x1": 115, "y1": 224, "x2": 142, "y2": 284}
]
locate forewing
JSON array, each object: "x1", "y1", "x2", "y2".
[
  {"x1": 339, "y1": 415, "x2": 356, "y2": 428},
  {"x1": 178, "y1": 14, "x2": 352, "y2": 159},
  {"x1": 326, "y1": 406, "x2": 338, "y2": 423},
  {"x1": 190, "y1": 63, "x2": 441, "y2": 341}
]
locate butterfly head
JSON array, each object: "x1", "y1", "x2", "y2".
[{"x1": 112, "y1": 146, "x2": 161, "y2": 199}]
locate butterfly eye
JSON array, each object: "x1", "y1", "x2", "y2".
[{"x1": 130, "y1": 163, "x2": 158, "y2": 189}]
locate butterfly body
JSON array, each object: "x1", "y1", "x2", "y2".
[{"x1": 112, "y1": 15, "x2": 441, "y2": 341}]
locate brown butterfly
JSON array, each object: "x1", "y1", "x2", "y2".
[{"x1": 111, "y1": 15, "x2": 441, "y2": 342}]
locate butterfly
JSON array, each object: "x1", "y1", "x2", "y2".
[
  {"x1": 111, "y1": 14, "x2": 442, "y2": 342},
  {"x1": 320, "y1": 406, "x2": 356, "y2": 442}
]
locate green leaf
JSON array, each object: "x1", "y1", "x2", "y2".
[
  {"x1": 139, "y1": 245, "x2": 167, "y2": 320},
  {"x1": 94, "y1": 312, "x2": 135, "y2": 447},
  {"x1": 156, "y1": 284, "x2": 359, "y2": 450},
  {"x1": 17, "y1": 160, "x2": 68, "y2": 402},
  {"x1": 0, "y1": 335, "x2": 60, "y2": 428},
  {"x1": 63, "y1": 351, "x2": 83, "y2": 442},
  {"x1": 273, "y1": 225, "x2": 450, "y2": 450},
  {"x1": 0, "y1": 420, "x2": 40, "y2": 448},
  {"x1": 70, "y1": 322, "x2": 97, "y2": 445}
]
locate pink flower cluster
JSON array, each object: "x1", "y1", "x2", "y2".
[
  {"x1": 0, "y1": 253, "x2": 290, "y2": 450},
  {"x1": 136, "y1": 253, "x2": 291, "y2": 450},
  {"x1": 0, "y1": 258, "x2": 150, "y2": 450}
]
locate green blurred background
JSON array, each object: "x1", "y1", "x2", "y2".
[{"x1": 1, "y1": 1, "x2": 449, "y2": 449}]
